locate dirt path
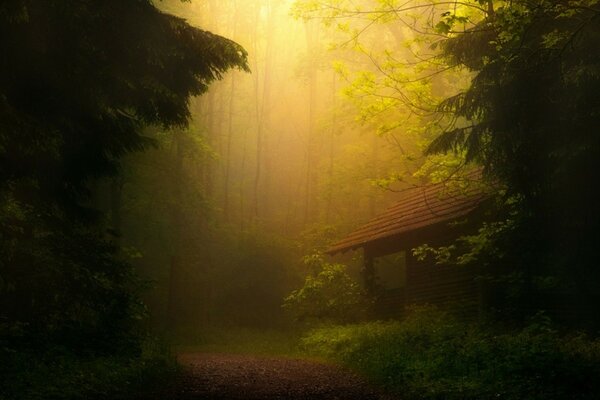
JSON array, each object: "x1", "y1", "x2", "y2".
[{"x1": 164, "y1": 353, "x2": 399, "y2": 400}]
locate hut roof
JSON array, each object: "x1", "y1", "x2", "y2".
[{"x1": 327, "y1": 176, "x2": 489, "y2": 254}]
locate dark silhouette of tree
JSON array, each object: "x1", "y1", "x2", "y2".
[
  {"x1": 0, "y1": 0, "x2": 248, "y2": 352},
  {"x1": 428, "y1": 0, "x2": 600, "y2": 303}
]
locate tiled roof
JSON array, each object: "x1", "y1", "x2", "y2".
[{"x1": 327, "y1": 176, "x2": 488, "y2": 254}]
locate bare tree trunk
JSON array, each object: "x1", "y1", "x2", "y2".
[
  {"x1": 259, "y1": 0, "x2": 277, "y2": 222},
  {"x1": 252, "y1": 0, "x2": 276, "y2": 220},
  {"x1": 303, "y1": 20, "x2": 318, "y2": 226},
  {"x1": 251, "y1": 3, "x2": 262, "y2": 220},
  {"x1": 205, "y1": 88, "x2": 217, "y2": 201},
  {"x1": 369, "y1": 133, "x2": 379, "y2": 217},
  {"x1": 223, "y1": 2, "x2": 240, "y2": 222},
  {"x1": 109, "y1": 176, "x2": 123, "y2": 240},
  {"x1": 167, "y1": 130, "x2": 184, "y2": 331},
  {"x1": 224, "y1": 76, "x2": 236, "y2": 222},
  {"x1": 240, "y1": 127, "x2": 248, "y2": 232},
  {"x1": 325, "y1": 73, "x2": 336, "y2": 224}
]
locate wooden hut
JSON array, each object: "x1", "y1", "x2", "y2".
[{"x1": 327, "y1": 177, "x2": 490, "y2": 318}]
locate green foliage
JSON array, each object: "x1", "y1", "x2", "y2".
[
  {"x1": 0, "y1": 0, "x2": 248, "y2": 202},
  {"x1": 0, "y1": 338, "x2": 178, "y2": 400},
  {"x1": 413, "y1": 218, "x2": 515, "y2": 266},
  {"x1": 432, "y1": 0, "x2": 600, "y2": 185},
  {"x1": 302, "y1": 306, "x2": 600, "y2": 400},
  {"x1": 292, "y1": 0, "x2": 474, "y2": 189},
  {"x1": 283, "y1": 254, "x2": 369, "y2": 324},
  {"x1": 0, "y1": 196, "x2": 144, "y2": 353},
  {"x1": 428, "y1": 0, "x2": 600, "y2": 295}
]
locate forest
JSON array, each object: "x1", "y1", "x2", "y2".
[{"x1": 1, "y1": 0, "x2": 600, "y2": 399}]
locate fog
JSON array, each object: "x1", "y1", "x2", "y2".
[
  {"x1": 108, "y1": 0, "x2": 489, "y2": 337},
  {"x1": 120, "y1": 0, "x2": 466, "y2": 334},
  {"x1": 159, "y1": 0, "x2": 413, "y2": 232},
  {"x1": 4, "y1": 1, "x2": 600, "y2": 397}
]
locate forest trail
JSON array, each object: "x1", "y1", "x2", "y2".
[{"x1": 166, "y1": 353, "x2": 399, "y2": 400}]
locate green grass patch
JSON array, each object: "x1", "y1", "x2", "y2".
[
  {"x1": 301, "y1": 307, "x2": 600, "y2": 400},
  {"x1": 172, "y1": 327, "x2": 308, "y2": 358}
]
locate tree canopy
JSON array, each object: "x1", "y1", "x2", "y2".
[
  {"x1": 0, "y1": 0, "x2": 248, "y2": 205},
  {"x1": 428, "y1": 0, "x2": 600, "y2": 294}
]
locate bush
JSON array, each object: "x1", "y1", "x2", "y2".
[
  {"x1": 0, "y1": 197, "x2": 145, "y2": 355},
  {"x1": 283, "y1": 254, "x2": 369, "y2": 324},
  {"x1": 301, "y1": 306, "x2": 600, "y2": 400}
]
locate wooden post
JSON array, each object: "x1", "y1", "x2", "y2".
[{"x1": 363, "y1": 246, "x2": 376, "y2": 296}]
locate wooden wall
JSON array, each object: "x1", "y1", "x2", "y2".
[
  {"x1": 367, "y1": 222, "x2": 483, "y2": 320},
  {"x1": 405, "y1": 252, "x2": 481, "y2": 317}
]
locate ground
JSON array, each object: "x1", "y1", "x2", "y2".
[{"x1": 155, "y1": 353, "x2": 398, "y2": 400}]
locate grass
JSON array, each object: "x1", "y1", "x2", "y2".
[
  {"x1": 300, "y1": 307, "x2": 600, "y2": 400},
  {"x1": 172, "y1": 326, "x2": 308, "y2": 358}
]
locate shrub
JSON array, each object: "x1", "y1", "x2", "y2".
[
  {"x1": 301, "y1": 306, "x2": 600, "y2": 400},
  {"x1": 283, "y1": 254, "x2": 369, "y2": 324}
]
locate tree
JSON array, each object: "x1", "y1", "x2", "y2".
[
  {"x1": 427, "y1": 0, "x2": 600, "y2": 296},
  {"x1": 0, "y1": 0, "x2": 248, "y2": 351},
  {"x1": 291, "y1": 0, "x2": 474, "y2": 185},
  {"x1": 0, "y1": 0, "x2": 248, "y2": 202}
]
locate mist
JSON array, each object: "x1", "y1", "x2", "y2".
[
  {"x1": 129, "y1": 0, "x2": 438, "y2": 333},
  {"x1": 2, "y1": 1, "x2": 600, "y2": 399}
]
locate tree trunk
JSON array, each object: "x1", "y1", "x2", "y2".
[
  {"x1": 109, "y1": 176, "x2": 123, "y2": 242},
  {"x1": 167, "y1": 130, "x2": 185, "y2": 331},
  {"x1": 303, "y1": 20, "x2": 318, "y2": 226},
  {"x1": 325, "y1": 73, "x2": 336, "y2": 224},
  {"x1": 223, "y1": 2, "x2": 240, "y2": 222},
  {"x1": 252, "y1": 0, "x2": 276, "y2": 220}
]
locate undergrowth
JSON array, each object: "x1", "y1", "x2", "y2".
[
  {"x1": 301, "y1": 307, "x2": 600, "y2": 400},
  {"x1": 0, "y1": 338, "x2": 178, "y2": 400}
]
